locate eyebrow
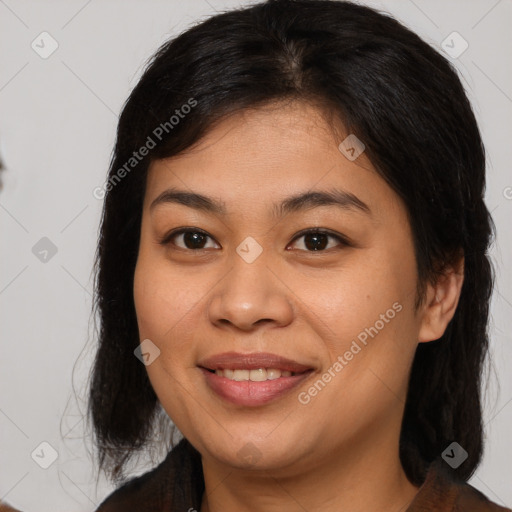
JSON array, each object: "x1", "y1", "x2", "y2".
[{"x1": 149, "y1": 187, "x2": 371, "y2": 217}]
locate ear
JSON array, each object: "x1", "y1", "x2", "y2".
[{"x1": 418, "y1": 255, "x2": 464, "y2": 343}]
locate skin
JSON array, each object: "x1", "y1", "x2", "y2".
[{"x1": 133, "y1": 100, "x2": 464, "y2": 512}]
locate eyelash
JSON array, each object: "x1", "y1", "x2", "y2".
[{"x1": 159, "y1": 227, "x2": 351, "y2": 253}]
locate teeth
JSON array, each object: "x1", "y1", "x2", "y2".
[
  {"x1": 213, "y1": 368, "x2": 295, "y2": 381},
  {"x1": 249, "y1": 368, "x2": 267, "y2": 382},
  {"x1": 267, "y1": 368, "x2": 282, "y2": 380},
  {"x1": 233, "y1": 369, "x2": 250, "y2": 381}
]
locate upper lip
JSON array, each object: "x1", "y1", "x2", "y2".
[{"x1": 198, "y1": 352, "x2": 314, "y2": 373}]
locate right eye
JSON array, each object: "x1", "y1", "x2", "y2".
[{"x1": 159, "y1": 228, "x2": 220, "y2": 251}]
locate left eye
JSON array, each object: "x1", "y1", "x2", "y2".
[{"x1": 287, "y1": 229, "x2": 349, "y2": 252}]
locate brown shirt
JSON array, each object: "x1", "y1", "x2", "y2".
[{"x1": 93, "y1": 439, "x2": 511, "y2": 512}]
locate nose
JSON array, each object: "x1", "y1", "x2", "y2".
[{"x1": 206, "y1": 247, "x2": 294, "y2": 332}]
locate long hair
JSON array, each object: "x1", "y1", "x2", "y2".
[{"x1": 87, "y1": 0, "x2": 495, "y2": 488}]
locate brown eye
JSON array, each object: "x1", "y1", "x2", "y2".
[
  {"x1": 160, "y1": 228, "x2": 220, "y2": 250},
  {"x1": 288, "y1": 229, "x2": 350, "y2": 252}
]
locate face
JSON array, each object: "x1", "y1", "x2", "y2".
[{"x1": 133, "y1": 100, "x2": 426, "y2": 474}]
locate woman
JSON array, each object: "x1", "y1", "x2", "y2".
[{"x1": 88, "y1": 0, "x2": 510, "y2": 510}]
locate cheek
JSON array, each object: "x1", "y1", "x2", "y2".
[
  {"x1": 133, "y1": 261, "x2": 169, "y2": 340},
  {"x1": 306, "y1": 247, "x2": 418, "y2": 384},
  {"x1": 305, "y1": 263, "x2": 403, "y2": 342},
  {"x1": 133, "y1": 257, "x2": 199, "y2": 413},
  {"x1": 133, "y1": 254, "x2": 199, "y2": 342},
  {"x1": 132, "y1": 251, "x2": 216, "y2": 400}
]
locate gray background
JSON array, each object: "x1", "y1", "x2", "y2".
[{"x1": 0, "y1": 0, "x2": 511, "y2": 509}]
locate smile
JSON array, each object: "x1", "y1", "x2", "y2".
[
  {"x1": 199, "y1": 367, "x2": 314, "y2": 406},
  {"x1": 209, "y1": 368, "x2": 298, "y2": 380}
]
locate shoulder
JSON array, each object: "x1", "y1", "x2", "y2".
[
  {"x1": 408, "y1": 459, "x2": 511, "y2": 512},
  {"x1": 95, "y1": 438, "x2": 203, "y2": 512},
  {"x1": 455, "y1": 483, "x2": 511, "y2": 512}
]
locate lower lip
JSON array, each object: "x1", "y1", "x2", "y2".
[{"x1": 199, "y1": 367, "x2": 313, "y2": 407}]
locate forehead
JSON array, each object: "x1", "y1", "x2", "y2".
[
  {"x1": 180, "y1": 100, "x2": 349, "y2": 162},
  {"x1": 143, "y1": 101, "x2": 402, "y2": 221}
]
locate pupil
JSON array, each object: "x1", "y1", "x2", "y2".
[
  {"x1": 305, "y1": 233, "x2": 327, "y2": 251},
  {"x1": 184, "y1": 232, "x2": 206, "y2": 249}
]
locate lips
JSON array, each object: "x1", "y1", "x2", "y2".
[
  {"x1": 197, "y1": 352, "x2": 315, "y2": 406},
  {"x1": 197, "y1": 351, "x2": 314, "y2": 373}
]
